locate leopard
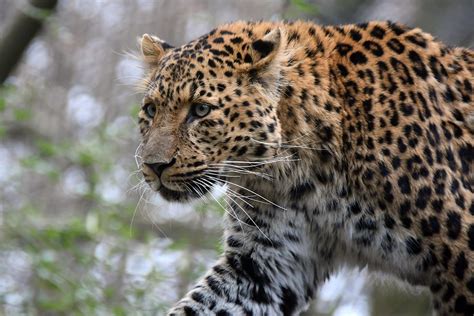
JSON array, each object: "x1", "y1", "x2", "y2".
[{"x1": 136, "y1": 20, "x2": 473, "y2": 315}]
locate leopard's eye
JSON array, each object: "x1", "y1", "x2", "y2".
[
  {"x1": 191, "y1": 103, "x2": 211, "y2": 118},
  {"x1": 143, "y1": 103, "x2": 156, "y2": 119}
]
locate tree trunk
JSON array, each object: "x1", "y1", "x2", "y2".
[{"x1": 0, "y1": 0, "x2": 58, "y2": 85}]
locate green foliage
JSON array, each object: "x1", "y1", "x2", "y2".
[
  {"x1": 13, "y1": 108, "x2": 33, "y2": 121},
  {"x1": 36, "y1": 139, "x2": 58, "y2": 157},
  {"x1": 0, "y1": 125, "x2": 6, "y2": 138},
  {"x1": 0, "y1": 97, "x2": 5, "y2": 112},
  {"x1": 283, "y1": 0, "x2": 319, "y2": 18},
  {"x1": 291, "y1": 0, "x2": 318, "y2": 14},
  {"x1": 129, "y1": 103, "x2": 140, "y2": 118},
  {"x1": 1, "y1": 114, "x2": 223, "y2": 314}
]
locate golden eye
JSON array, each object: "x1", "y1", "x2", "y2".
[
  {"x1": 191, "y1": 103, "x2": 211, "y2": 118},
  {"x1": 143, "y1": 103, "x2": 156, "y2": 118}
]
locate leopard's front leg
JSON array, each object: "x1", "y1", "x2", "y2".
[{"x1": 168, "y1": 206, "x2": 322, "y2": 316}]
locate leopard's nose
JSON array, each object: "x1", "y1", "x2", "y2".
[{"x1": 144, "y1": 158, "x2": 176, "y2": 178}]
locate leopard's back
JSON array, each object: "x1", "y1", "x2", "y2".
[{"x1": 327, "y1": 21, "x2": 473, "y2": 314}]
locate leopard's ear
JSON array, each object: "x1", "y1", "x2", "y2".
[
  {"x1": 244, "y1": 28, "x2": 282, "y2": 69},
  {"x1": 140, "y1": 34, "x2": 174, "y2": 67}
]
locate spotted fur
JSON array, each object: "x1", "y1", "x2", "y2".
[{"x1": 136, "y1": 21, "x2": 474, "y2": 315}]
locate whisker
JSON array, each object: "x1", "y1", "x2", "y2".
[
  {"x1": 192, "y1": 178, "x2": 248, "y2": 226},
  {"x1": 143, "y1": 203, "x2": 168, "y2": 238},
  {"x1": 281, "y1": 131, "x2": 313, "y2": 144},
  {"x1": 129, "y1": 184, "x2": 148, "y2": 237},
  {"x1": 223, "y1": 178, "x2": 287, "y2": 211},
  {"x1": 202, "y1": 176, "x2": 264, "y2": 208},
  {"x1": 205, "y1": 168, "x2": 272, "y2": 181},
  {"x1": 200, "y1": 177, "x2": 255, "y2": 210},
  {"x1": 127, "y1": 178, "x2": 145, "y2": 193},
  {"x1": 187, "y1": 181, "x2": 212, "y2": 207},
  {"x1": 204, "y1": 169, "x2": 242, "y2": 178},
  {"x1": 218, "y1": 154, "x2": 296, "y2": 165},
  {"x1": 198, "y1": 177, "x2": 271, "y2": 242},
  {"x1": 209, "y1": 164, "x2": 274, "y2": 171},
  {"x1": 134, "y1": 142, "x2": 144, "y2": 169},
  {"x1": 250, "y1": 138, "x2": 327, "y2": 151}
]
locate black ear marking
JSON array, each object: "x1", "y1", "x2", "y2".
[
  {"x1": 242, "y1": 28, "x2": 281, "y2": 69},
  {"x1": 252, "y1": 39, "x2": 275, "y2": 58},
  {"x1": 161, "y1": 41, "x2": 174, "y2": 50}
]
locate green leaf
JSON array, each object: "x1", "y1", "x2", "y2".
[
  {"x1": 78, "y1": 151, "x2": 95, "y2": 166},
  {"x1": 47, "y1": 170, "x2": 60, "y2": 181},
  {"x1": 0, "y1": 98, "x2": 5, "y2": 112},
  {"x1": 129, "y1": 103, "x2": 140, "y2": 118},
  {"x1": 168, "y1": 238, "x2": 188, "y2": 250},
  {"x1": 291, "y1": 0, "x2": 318, "y2": 14},
  {"x1": 37, "y1": 140, "x2": 57, "y2": 157},
  {"x1": 20, "y1": 156, "x2": 39, "y2": 168},
  {"x1": 13, "y1": 108, "x2": 33, "y2": 121},
  {"x1": 112, "y1": 306, "x2": 127, "y2": 316}
]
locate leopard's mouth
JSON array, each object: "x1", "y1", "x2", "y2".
[{"x1": 148, "y1": 171, "x2": 219, "y2": 202}]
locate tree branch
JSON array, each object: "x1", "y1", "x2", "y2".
[{"x1": 0, "y1": 0, "x2": 58, "y2": 85}]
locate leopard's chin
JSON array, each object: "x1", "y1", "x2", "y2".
[{"x1": 157, "y1": 185, "x2": 197, "y2": 202}]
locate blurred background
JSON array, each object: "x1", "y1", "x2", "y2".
[{"x1": 0, "y1": 0, "x2": 472, "y2": 315}]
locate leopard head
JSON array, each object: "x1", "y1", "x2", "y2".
[{"x1": 137, "y1": 24, "x2": 286, "y2": 202}]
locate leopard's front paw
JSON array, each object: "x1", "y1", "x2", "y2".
[{"x1": 167, "y1": 300, "x2": 212, "y2": 316}]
